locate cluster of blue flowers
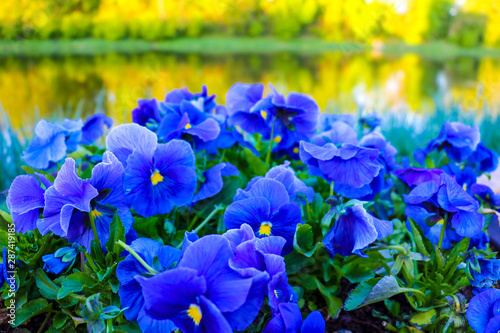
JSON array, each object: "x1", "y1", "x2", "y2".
[{"x1": 4, "y1": 82, "x2": 500, "y2": 332}]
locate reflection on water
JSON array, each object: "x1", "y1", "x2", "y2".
[{"x1": 1, "y1": 52, "x2": 499, "y2": 130}]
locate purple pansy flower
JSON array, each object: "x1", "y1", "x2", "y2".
[
  {"x1": 165, "y1": 85, "x2": 217, "y2": 113},
  {"x1": 117, "y1": 238, "x2": 181, "y2": 333},
  {"x1": 224, "y1": 178, "x2": 303, "y2": 255},
  {"x1": 394, "y1": 167, "x2": 444, "y2": 187},
  {"x1": 6, "y1": 173, "x2": 52, "y2": 233}
]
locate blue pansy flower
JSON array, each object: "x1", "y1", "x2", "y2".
[
  {"x1": 465, "y1": 253, "x2": 500, "y2": 288},
  {"x1": 23, "y1": 119, "x2": 74, "y2": 169},
  {"x1": 263, "y1": 303, "x2": 326, "y2": 333},
  {"x1": 312, "y1": 120, "x2": 358, "y2": 147},
  {"x1": 58, "y1": 118, "x2": 83, "y2": 152},
  {"x1": 139, "y1": 235, "x2": 264, "y2": 333},
  {"x1": 336, "y1": 131, "x2": 397, "y2": 200},
  {"x1": 193, "y1": 163, "x2": 239, "y2": 203},
  {"x1": 132, "y1": 98, "x2": 163, "y2": 132},
  {"x1": 225, "y1": 82, "x2": 269, "y2": 136},
  {"x1": 0, "y1": 248, "x2": 10, "y2": 287},
  {"x1": 472, "y1": 184, "x2": 500, "y2": 211},
  {"x1": 323, "y1": 203, "x2": 392, "y2": 257},
  {"x1": 442, "y1": 163, "x2": 476, "y2": 191},
  {"x1": 404, "y1": 173, "x2": 484, "y2": 246},
  {"x1": 466, "y1": 288, "x2": 500, "y2": 333},
  {"x1": 254, "y1": 84, "x2": 320, "y2": 151},
  {"x1": 165, "y1": 85, "x2": 217, "y2": 113},
  {"x1": 6, "y1": 173, "x2": 52, "y2": 233},
  {"x1": 117, "y1": 238, "x2": 181, "y2": 333},
  {"x1": 106, "y1": 123, "x2": 197, "y2": 217},
  {"x1": 299, "y1": 141, "x2": 382, "y2": 190},
  {"x1": 81, "y1": 113, "x2": 113, "y2": 145},
  {"x1": 42, "y1": 244, "x2": 79, "y2": 275},
  {"x1": 224, "y1": 178, "x2": 303, "y2": 254},
  {"x1": 156, "y1": 101, "x2": 221, "y2": 143},
  {"x1": 468, "y1": 142, "x2": 499, "y2": 173},
  {"x1": 38, "y1": 152, "x2": 133, "y2": 250},
  {"x1": 414, "y1": 121, "x2": 480, "y2": 164},
  {"x1": 360, "y1": 111, "x2": 382, "y2": 132},
  {"x1": 234, "y1": 161, "x2": 314, "y2": 205},
  {"x1": 224, "y1": 224, "x2": 296, "y2": 315}
]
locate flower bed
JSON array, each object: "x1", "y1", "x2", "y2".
[{"x1": 1, "y1": 83, "x2": 499, "y2": 332}]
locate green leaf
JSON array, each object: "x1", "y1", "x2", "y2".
[
  {"x1": 314, "y1": 278, "x2": 342, "y2": 318},
  {"x1": 52, "y1": 312, "x2": 68, "y2": 329},
  {"x1": 293, "y1": 223, "x2": 321, "y2": 257},
  {"x1": 35, "y1": 269, "x2": 60, "y2": 300},
  {"x1": 57, "y1": 272, "x2": 97, "y2": 299},
  {"x1": 106, "y1": 214, "x2": 125, "y2": 256},
  {"x1": 0, "y1": 210, "x2": 13, "y2": 223},
  {"x1": 344, "y1": 276, "x2": 407, "y2": 311},
  {"x1": 244, "y1": 148, "x2": 266, "y2": 176},
  {"x1": 410, "y1": 309, "x2": 437, "y2": 326},
  {"x1": 341, "y1": 257, "x2": 379, "y2": 283},
  {"x1": 408, "y1": 218, "x2": 432, "y2": 257},
  {"x1": 13, "y1": 298, "x2": 52, "y2": 327},
  {"x1": 90, "y1": 239, "x2": 106, "y2": 268}
]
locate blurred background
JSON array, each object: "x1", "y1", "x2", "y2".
[{"x1": 1, "y1": 0, "x2": 500, "y2": 189}]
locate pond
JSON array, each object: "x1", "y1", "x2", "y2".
[{"x1": 1, "y1": 51, "x2": 499, "y2": 130}]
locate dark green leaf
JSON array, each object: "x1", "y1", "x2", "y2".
[
  {"x1": 408, "y1": 218, "x2": 432, "y2": 257},
  {"x1": 13, "y1": 298, "x2": 52, "y2": 327},
  {"x1": 35, "y1": 269, "x2": 60, "y2": 300},
  {"x1": 57, "y1": 272, "x2": 97, "y2": 299},
  {"x1": 293, "y1": 223, "x2": 321, "y2": 257},
  {"x1": 244, "y1": 148, "x2": 266, "y2": 176},
  {"x1": 314, "y1": 278, "x2": 342, "y2": 318},
  {"x1": 106, "y1": 214, "x2": 125, "y2": 256}
]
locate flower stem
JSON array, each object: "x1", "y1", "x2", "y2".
[
  {"x1": 438, "y1": 213, "x2": 448, "y2": 250},
  {"x1": 88, "y1": 211, "x2": 102, "y2": 250},
  {"x1": 329, "y1": 181, "x2": 334, "y2": 197},
  {"x1": 265, "y1": 118, "x2": 276, "y2": 170},
  {"x1": 194, "y1": 205, "x2": 224, "y2": 233},
  {"x1": 117, "y1": 240, "x2": 158, "y2": 275}
]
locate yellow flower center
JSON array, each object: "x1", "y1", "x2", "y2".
[
  {"x1": 151, "y1": 171, "x2": 164, "y2": 185},
  {"x1": 274, "y1": 290, "x2": 278, "y2": 297},
  {"x1": 92, "y1": 209, "x2": 103, "y2": 218},
  {"x1": 259, "y1": 222, "x2": 272, "y2": 236},
  {"x1": 187, "y1": 304, "x2": 202, "y2": 325},
  {"x1": 185, "y1": 123, "x2": 192, "y2": 130},
  {"x1": 437, "y1": 219, "x2": 444, "y2": 225},
  {"x1": 293, "y1": 147, "x2": 299, "y2": 154},
  {"x1": 273, "y1": 136, "x2": 282, "y2": 143},
  {"x1": 463, "y1": 184, "x2": 467, "y2": 191},
  {"x1": 260, "y1": 110, "x2": 268, "y2": 120}
]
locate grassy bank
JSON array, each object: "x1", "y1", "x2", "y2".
[{"x1": 1, "y1": 37, "x2": 500, "y2": 58}]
